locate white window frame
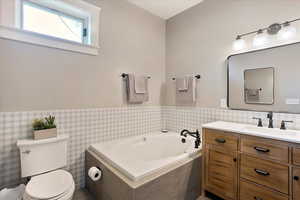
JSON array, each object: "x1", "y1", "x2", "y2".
[
  {"x1": 21, "y1": 0, "x2": 89, "y2": 44},
  {"x1": 0, "y1": 0, "x2": 100, "y2": 55}
]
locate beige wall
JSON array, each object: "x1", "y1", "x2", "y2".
[
  {"x1": 0, "y1": 0, "x2": 165, "y2": 112},
  {"x1": 165, "y1": 0, "x2": 300, "y2": 108}
]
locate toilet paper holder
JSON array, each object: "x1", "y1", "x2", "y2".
[
  {"x1": 94, "y1": 167, "x2": 101, "y2": 179},
  {"x1": 88, "y1": 166, "x2": 102, "y2": 181}
]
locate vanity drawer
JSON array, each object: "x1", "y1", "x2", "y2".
[
  {"x1": 293, "y1": 147, "x2": 300, "y2": 166},
  {"x1": 241, "y1": 136, "x2": 289, "y2": 163},
  {"x1": 240, "y1": 154, "x2": 289, "y2": 194},
  {"x1": 240, "y1": 180, "x2": 289, "y2": 200},
  {"x1": 204, "y1": 129, "x2": 238, "y2": 152}
]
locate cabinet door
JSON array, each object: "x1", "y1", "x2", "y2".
[
  {"x1": 205, "y1": 148, "x2": 238, "y2": 200},
  {"x1": 294, "y1": 167, "x2": 300, "y2": 200},
  {"x1": 294, "y1": 147, "x2": 300, "y2": 166}
]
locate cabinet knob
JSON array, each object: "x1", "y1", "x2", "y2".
[
  {"x1": 233, "y1": 158, "x2": 237, "y2": 162},
  {"x1": 254, "y1": 197, "x2": 263, "y2": 200},
  {"x1": 294, "y1": 176, "x2": 299, "y2": 181}
]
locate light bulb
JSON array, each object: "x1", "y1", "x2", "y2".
[
  {"x1": 233, "y1": 36, "x2": 246, "y2": 51},
  {"x1": 278, "y1": 22, "x2": 296, "y2": 40},
  {"x1": 253, "y1": 30, "x2": 268, "y2": 47}
]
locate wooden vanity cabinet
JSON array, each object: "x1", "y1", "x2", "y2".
[
  {"x1": 203, "y1": 128, "x2": 300, "y2": 200},
  {"x1": 203, "y1": 129, "x2": 238, "y2": 200}
]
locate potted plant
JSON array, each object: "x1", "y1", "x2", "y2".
[{"x1": 32, "y1": 115, "x2": 57, "y2": 140}]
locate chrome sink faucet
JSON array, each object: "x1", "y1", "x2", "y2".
[{"x1": 267, "y1": 111, "x2": 273, "y2": 128}]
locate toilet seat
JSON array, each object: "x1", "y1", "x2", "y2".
[{"x1": 23, "y1": 170, "x2": 75, "y2": 200}]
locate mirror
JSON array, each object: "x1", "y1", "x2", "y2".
[
  {"x1": 244, "y1": 67, "x2": 274, "y2": 105},
  {"x1": 228, "y1": 42, "x2": 300, "y2": 113}
]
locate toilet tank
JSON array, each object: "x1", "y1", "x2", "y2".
[{"x1": 17, "y1": 135, "x2": 68, "y2": 178}]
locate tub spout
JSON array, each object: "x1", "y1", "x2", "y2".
[{"x1": 180, "y1": 129, "x2": 201, "y2": 148}]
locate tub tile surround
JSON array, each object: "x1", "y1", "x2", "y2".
[
  {"x1": 0, "y1": 106, "x2": 162, "y2": 189},
  {"x1": 2, "y1": 105, "x2": 300, "y2": 190}
]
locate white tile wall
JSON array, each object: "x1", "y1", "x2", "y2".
[
  {"x1": 2, "y1": 105, "x2": 300, "y2": 190},
  {"x1": 0, "y1": 106, "x2": 162, "y2": 189},
  {"x1": 162, "y1": 107, "x2": 215, "y2": 133},
  {"x1": 162, "y1": 106, "x2": 300, "y2": 134}
]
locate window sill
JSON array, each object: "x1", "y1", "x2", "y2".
[{"x1": 0, "y1": 25, "x2": 99, "y2": 55}]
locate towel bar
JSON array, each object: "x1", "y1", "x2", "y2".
[
  {"x1": 172, "y1": 74, "x2": 201, "y2": 80},
  {"x1": 121, "y1": 73, "x2": 151, "y2": 79}
]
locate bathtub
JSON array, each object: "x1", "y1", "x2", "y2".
[{"x1": 89, "y1": 131, "x2": 201, "y2": 182}]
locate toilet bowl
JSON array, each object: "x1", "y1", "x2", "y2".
[{"x1": 23, "y1": 170, "x2": 75, "y2": 200}]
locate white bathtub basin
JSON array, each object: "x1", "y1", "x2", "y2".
[{"x1": 89, "y1": 132, "x2": 201, "y2": 181}]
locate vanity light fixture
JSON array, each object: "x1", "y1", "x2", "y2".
[
  {"x1": 253, "y1": 29, "x2": 268, "y2": 47},
  {"x1": 233, "y1": 18, "x2": 300, "y2": 50},
  {"x1": 278, "y1": 21, "x2": 297, "y2": 40},
  {"x1": 233, "y1": 35, "x2": 246, "y2": 51}
]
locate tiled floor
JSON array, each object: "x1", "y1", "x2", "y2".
[
  {"x1": 73, "y1": 189, "x2": 211, "y2": 200},
  {"x1": 73, "y1": 189, "x2": 95, "y2": 200}
]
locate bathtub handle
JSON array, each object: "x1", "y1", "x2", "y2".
[{"x1": 215, "y1": 138, "x2": 226, "y2": 144}]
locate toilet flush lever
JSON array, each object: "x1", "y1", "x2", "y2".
[{"x1": 22, "y1": 150, "x2": 31, "y2": 154}]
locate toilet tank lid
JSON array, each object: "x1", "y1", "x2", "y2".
[{"x1": 17, "y1": 134, "x2": 68, "y2": 147}]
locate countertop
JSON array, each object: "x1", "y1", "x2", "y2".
[{"x1": 202, "y1": 121, "x2": 300, "y2": 144}]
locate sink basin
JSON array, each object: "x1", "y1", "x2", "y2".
[{"x1": 244, "y1": 126, "x2": 300, "y2": 136}]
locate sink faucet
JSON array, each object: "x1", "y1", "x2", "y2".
[
  {"x1": 267, "y1": 111, "x2": 273, "y2": 128},
  {"x1": 280, "y1": 120, "x2": 294, "y2": 130},
  {"x1": 253, "y1": 117, "x2": 263, "y2": 127},
  {"x1": 180, "y1": 129, "x2": 201, "y2": 149}
]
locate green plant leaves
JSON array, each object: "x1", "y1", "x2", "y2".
[{"x1": 32, "y1": 115, "x2": 56, "y2": 131}]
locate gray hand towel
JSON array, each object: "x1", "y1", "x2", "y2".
[
  {"x1": 176, "y1": 76, "x2": 196, "y2": 104},
  {"x1": 126, "y1": 74, "x2": 149, "y2": 103},
  {"x1": 134, "y1": 75, "x2": 147, "y2": 94},
  {"x1": 176, "y1": 77, "x2": 189, "y2": 91}
]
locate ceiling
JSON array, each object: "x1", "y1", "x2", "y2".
[{"x1": 127, "y1": 0, "x2": 204, "y2": 20}]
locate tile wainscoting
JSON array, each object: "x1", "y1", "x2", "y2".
[
  {"x1": 0, "y1": 106, "x2": 162, "y2": 189},
  {"x1": 163, "y1": 106, "x2": 300, "y2": 134},
  {"x1": 1, "y1": 105, "x2": 300, "y2": 189}
]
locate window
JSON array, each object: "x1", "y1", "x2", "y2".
[
  {"x1": 0, "y1": 0, "x2": 100, "y2": 55},
  {"x1": 22, "y1": 1, "x2": 87, "y2": 44}
]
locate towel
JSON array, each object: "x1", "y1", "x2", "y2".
[
  {"x1": 246, "y1": 88, "x2": 260, "y2": 101},
  {"x1": 176, "y1": 77, "x2": 189, "y2": 91},
  {"x1": 176, "y1": 76, "x2": 196, "y2": 104},
  {"x1": 126, "y1": 74, "x2": 149, "y2": 103},
  {"x1": 134, "y1": 75, "x2": 147, "y2": 94}
]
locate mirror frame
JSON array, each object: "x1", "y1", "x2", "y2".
[{"x1": 227, "y1": 41, "x2": 300, "y2": 113}]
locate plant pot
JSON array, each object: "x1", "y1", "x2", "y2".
[{"x1": 33, "y1": 128, "x2": 57, "y2": 140}]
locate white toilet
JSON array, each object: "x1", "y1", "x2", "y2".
[{"x1": 17, "y1": 135, "x2": 75, "y2": 200}]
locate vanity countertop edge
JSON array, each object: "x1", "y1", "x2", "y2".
[{"x1": 202, "y1": 121, "x2": 300, "y2": 144}]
